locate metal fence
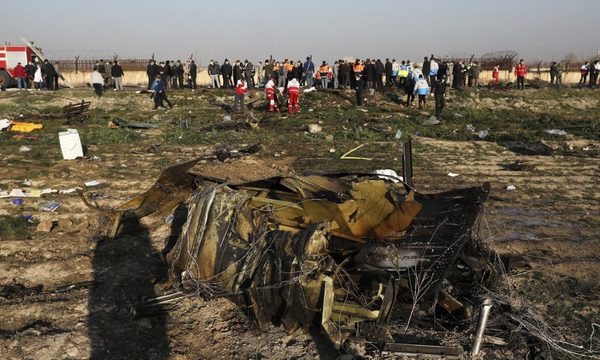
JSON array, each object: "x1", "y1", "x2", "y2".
[{"x1": 55, "y1": 59, "x2": 149, "y2": 72}]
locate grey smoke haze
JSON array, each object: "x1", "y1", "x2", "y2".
[{"x1": 3, "y1": 0, "x2": 599, "y2": 64}]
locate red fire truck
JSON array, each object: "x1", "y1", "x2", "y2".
[{"x1": 0, "y1": 44, "x2": 38, "y2": 87}]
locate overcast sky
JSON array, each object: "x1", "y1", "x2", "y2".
[{"x1": 3, "y1": 0, "x2": 599, "y2": 65}]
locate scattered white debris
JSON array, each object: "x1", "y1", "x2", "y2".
[
  {"x1": 19, "y1": 146, "x2": 31, "y2": 152},
  {"x1": 84, "y1": 180, "x2": 101, "y2": 187},
  {"x1": 303, "y1": 87, "x2": 316, "y2": 93},
  {"x1": 329, "y1": 148, "x2": 336, "y2": 153},
  {"x1": 478, "y1": 130, "x2": 489, "y2": 139},
  {"x1": 373, "y1": 169, "x2": 403, "y2": 183},
  {"x1": 58, "y1": 188, "x2": 78, "y2": 195},
  {"x1": 0, "y1": 119, "x2": 11, "y2": 131},
  {"x1": 465, "y1": 124, "x2": 475, "y2": 132},
  {"x1": 544, "y1": 129, "x2": 567, "y2": 136},
  {"x1": 447, "y1": 172, "x2": 459, "y2": 177},
  {"x1": 422, "y1": 117, "x2": 440, "y2": 125},
  {"x1": 394, "y1": 129, "x2": 402, "y2": 139},
  {"x1": 59, "y1": 129, "x2": 84, "y2": 160},
  {"x1": 308, "y1": 124, "x2": 322, "y2": 133},
  {"x1": 40, "y1": 201, "x2": 61, "y2": 212},
  {"x1": 506, "y1": 185, "x2": 516, "y2": 191},
  {"x1": 223, "y1": 115, "x2": 232, "y2": 121}
]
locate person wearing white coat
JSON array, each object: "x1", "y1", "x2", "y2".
[
  {"x1": 91, "y1": 67, "x2": 104, "y2": 97},
  {"x1": 33, "y1": 65, "x2": 44, "y2": 90}
]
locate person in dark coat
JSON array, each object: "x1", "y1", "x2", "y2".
[
  {"x1": 341, "y1": 61, "x2": 351, "y2": 88},
  {"x1": 452, "y1": 61, "x2": 462, "y2": 89},
  {"x1": 375, "y1": 59, "x2": 384, "y2": 89},
  {"x1": 97, "y1": 60, "x2": 106, "y2": 76},
  {"x1": 111, "y1": 60, "x2": 124, "y2": 90},
  {"x1": 405, "y1": 72, "x2": 416, "y2": 107},
  {"x1": 434, "y1": 76, "x2": 447, "y2": 120},
  {"x1": 151, "y1": 75, "x2": 173, "y2": 109},
  {"x1": 355, "y1": 74, "x2": 365, "y2": 106},
  {"x1": 173, "y1": 60, "x2": 184, "y2": 89},
  {"x1": 146, "y1": 60, "x2": 159, "y2": 89},
  {"x1": 233, "y1": 60, "x2": 243, "y2": 86},
  {"x1": 365, "y1": 60, "x2": 376, "y2": 89},
  {"x1": 25, "y1": 61, "x2": 37, "y2": 89},
  {"x1": 384, "y1": 58, "x2": 392, "y2": 86},
  {"x1": 221, "y1": 59, "x2": 233, "y2": 88},
  {"x1": 43, "y1": 60, "x2": 57, "y2": 90},
  {"x1": 244, "y1": 60, "x2": 254, "y2": 89},
  {"x1": 189, "y1": 60, "x2": 197, "y2": 91},
  {"x1": 163, "y1": 60, "x2": 172, "y2": 89},
  {"x1": 422, "y1": 57, "x2": 431, "y2": 84}
]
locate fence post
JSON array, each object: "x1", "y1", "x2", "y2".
[{"x1": 75, "y1": 56, "x2": 79, "y2": 74}]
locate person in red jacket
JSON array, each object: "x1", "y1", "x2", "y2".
[
  {"x1": 287, "y1": 77, "x2": 300, "y2": 113},
  {"x1": 13, "y1": 62, "x2": 28, "y2": 90},
  {"x1": 491, "y1": 64, "x2": 500, "y2": 85},
  {"x1": 233, "y1": 78, "x2": 248, "y2": 113},
  {"x1": 265, "y1": 76, "x2": 280, "y2": 113},
  {"x1": 514, "y1": 59, "x2": 527, "y2": 90}
]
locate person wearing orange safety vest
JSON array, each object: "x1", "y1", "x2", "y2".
[
  {"x1": 319, "y1": 61, "x2": 331, "y2": 89},
  {"x1": 352, "y1": 60, "x2": 364, "y2": 88},
  {"x1": 287, "y1": 77, "x2": 300, "y2": 113},
  {"x1": 265, "y1": 77, "x2": 280, "y2": 113}
]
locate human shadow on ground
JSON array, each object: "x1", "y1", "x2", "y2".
[{"x1": 88, "y1": 217, "x2": 170, "y2": 359}]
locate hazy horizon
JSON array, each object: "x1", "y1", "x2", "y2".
[{"x1": 3, "y1": 0, "x2": 600, "y2": 65}]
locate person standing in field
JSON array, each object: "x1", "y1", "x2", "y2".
[
  {"x1": 111, "y1": 60, "x2": 124, "y2": 91},
  {"x1": 189, "y1": 60, "x2": 197, "y2": 91},
  {"x1": 233, "y1": 78, "x2": 248, "y2": 113},
  {"x1": 91, "y1": 67, "x2": 104, "y2": 97},
  {"x1": 514, "y1": 59, "x2": 527, "y2": 90},
  {"x1": 413, "y1": 74, "x2": 429, "y2": 109},
  {"x1": 579, "y1": 62, "x2": 589, "y2": 88},
  {"x1": 434, "y1": 76, "x2": 447, "y2": 120},
  {"x1": 491, "y1": 64, "x2": 500, "y2": 85},
  {"x1": 151, "y1": 75, "x2": 173, "y2": 109},
  {"x1": 34, "y1": 63, "x2": 44, "y2": 90},
  {"x1": 470, "y1": 61, "x2": 481, "y2": 87},
  {"x1": 13, "y1": 62, "x2": 27, "y2": 90}
]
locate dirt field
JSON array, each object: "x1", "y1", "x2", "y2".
[{"x1": 0, "y1": 86, "x2": 599, "y2": 359}]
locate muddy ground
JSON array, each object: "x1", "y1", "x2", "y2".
[{"x1": 0, "y1": 86, "x2": 599, "y2": 359}]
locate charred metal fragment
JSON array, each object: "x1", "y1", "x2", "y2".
[{"x1": 94, "y1": 141, "x2": 495, "y2": 353}]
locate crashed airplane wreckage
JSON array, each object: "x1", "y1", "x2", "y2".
[{"x1": 84, "y1": 141, "x2": 497, "y2": 356}]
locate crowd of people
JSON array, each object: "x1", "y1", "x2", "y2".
[
  {"x1": 137, "y1": 55, "x2": 600, "y2": 118},
  {"x1": 9, "y1": 54, "x2": 600, "y2": 118},
  {"x1": 11, "y1": 60, "x2": 59, "y2": 90}
]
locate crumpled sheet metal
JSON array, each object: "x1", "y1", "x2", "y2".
[{"x1": 165, "y1": 174, "x2": 489, "y2": 346}]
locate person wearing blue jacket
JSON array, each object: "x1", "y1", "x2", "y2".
[
  {"x1": 151, "y1": 75, "x2": 173, "y2": 109},
  {"x1": 413, "y1": 74, "x2": 430, "y2": 109}
]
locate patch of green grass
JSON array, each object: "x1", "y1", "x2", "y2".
[{"x1": 0, "y1": 215, "x2": 38, "y2": 239}]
